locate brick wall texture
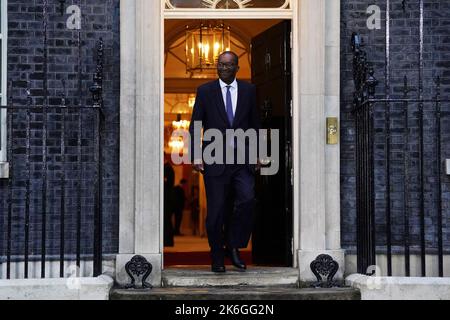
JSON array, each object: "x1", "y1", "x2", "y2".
[
  {"x1": 341, "y1": 0, "x2": 450, "y2": 253},
  {"x1": 0, "y1": 0, "x2": 120, "y2": 260},
  {"x1": 1, "y1": 0, "x2": 449, "y2": 263}
]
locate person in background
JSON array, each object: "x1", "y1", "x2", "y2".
[
  {"x1": 190, "y1": 186, "x2": 200, "y2": 236},
  {"x1": 173, "y1": 179, "x2": 187, "y2": 236},
  {"x1": 164, "y1": 153, "x2": 175, "y2": 247}
]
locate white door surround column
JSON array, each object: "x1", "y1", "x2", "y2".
[
  {"x1": 296, "y1": 0, "x2": 344, "y2": 282},
  {"x1": 116, "y1": 0, "x2": 163, "y2": 287}
]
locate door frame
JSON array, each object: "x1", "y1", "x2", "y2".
[
  {"x1": 162, "y1": 2, "x2": 299, "y2": 267},
  {"x1": 117, "y1": 0, "x2": 344, "y2": 287}
]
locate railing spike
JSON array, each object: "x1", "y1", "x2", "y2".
[
  {"x1": 403, "y1": 75, "x2": 409, "y2": 97},
  {"x1": 61, "y1": 79, "x2": 66, "y2": 107}
]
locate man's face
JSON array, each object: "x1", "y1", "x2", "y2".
[{"x1": 217, "y1": 53, "x2": 239, "y2": 84}]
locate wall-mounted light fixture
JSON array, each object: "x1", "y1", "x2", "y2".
[{"x1": 188, "y1": 95, "x2": 196, "y2": 109}]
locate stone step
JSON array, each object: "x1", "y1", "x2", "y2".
[
  {"x1": 111, "y1": 266, "x2": 359, "y2": 300},
  {"x1": 110, "y1": 287, "x2": 360, "y2": 300},
  {"x1": 162, "y1": 266, "x2": 300, "y2": 287}
]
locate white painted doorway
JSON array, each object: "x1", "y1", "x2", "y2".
[
  {"x1": 162, "y1": 1, "x2": 298, "y2": 268},
  {"x1": 117, "y1": 0, "x2": 343, "y2": 286}
]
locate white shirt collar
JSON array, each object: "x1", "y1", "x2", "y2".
[{"x1": 219, "y1": 78, "x2": 237, "y2": 90}]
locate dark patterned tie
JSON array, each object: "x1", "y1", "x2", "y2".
[{"x1": 226, "y1": 85, "x2": 234, "y2": 126}]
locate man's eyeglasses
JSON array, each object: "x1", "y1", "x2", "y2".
[{"x1": 217, "y1": 62, "x2": 237, "y2": 69}]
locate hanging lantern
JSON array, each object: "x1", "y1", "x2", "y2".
[
  {"x1": 172, "y1": 114, "x2": 190, "y2": 131},
  {"x1": 169, "y1": 114, "x2": 189, "y2": 154},
  {"x1": 168, "y1": 136, "x2": 185, "y2": 153},
  {"x1": 186, "y1": 22, "x2": 231, "y2": 74}
]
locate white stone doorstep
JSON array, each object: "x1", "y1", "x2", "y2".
[
  {"x1": 346, "y1": 274, "x2": 450, "y2": 300},
  {"x1": 0, "y1": 275, "x2": 114, "y2": 300}
]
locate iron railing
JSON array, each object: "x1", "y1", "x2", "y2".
[
  {"x1": 0, "y1": 35, "x2": 104, "y2": 279},
  {"x1": 1, "y1": 108, "x2": 104, "y2": 279},
  {"x1": 352, "y1": 24, "x2": 449, "y2": 276}
]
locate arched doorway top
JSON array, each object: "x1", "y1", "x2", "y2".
[{"x1": 165, "y1": 0, "x2": 291, "y2": 10}]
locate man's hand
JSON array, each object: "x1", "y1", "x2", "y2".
[
  {"x1": 193, "y1": 162, "x2": 204, "y2": 173},
  {"x1": 255, "y1": 159, "x2": 262, "y2": 172},
  {"x1": 256, "y1": 158, "x2": 271, "y2": 172}
]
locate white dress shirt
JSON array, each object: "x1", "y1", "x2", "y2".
[{"x1": 219, "y1": 78, "x2": 238, "y2": 117}]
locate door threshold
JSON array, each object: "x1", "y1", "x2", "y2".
[{"x1": 162, "y1": 266, "x2": 299, "y2": 287}]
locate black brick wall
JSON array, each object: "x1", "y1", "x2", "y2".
[
  {"x1": 341, "y1": 0, "x2": 450, "y2": 253},
  {"x1": 2, "y1": 0, "x2": 449, "y2": 262},
  {"x1": 0, "y1": 0, "x2": 120, "y2": 259}
]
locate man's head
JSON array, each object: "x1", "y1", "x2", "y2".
[{"x1": 217, "y1": 51, "x2": 240, "y2": 84}]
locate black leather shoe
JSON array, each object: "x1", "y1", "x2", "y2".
[
  {"x1": 210, "y1": 249, "x2": 225, "y2": 273},
  {"x1": 226, "y1": 248, "x2": 247, "y2": 270},
  {"x1": 211, "y1": 264, "x2": 226, "y2": 273}
]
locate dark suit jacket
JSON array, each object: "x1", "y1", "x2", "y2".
[{"x1": 189, "y1": 79, "x2": 261, "y2": 177}]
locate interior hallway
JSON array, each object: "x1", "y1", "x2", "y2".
[{"x1": 164, "y1": 235, "x2": 252, "y2": 267}]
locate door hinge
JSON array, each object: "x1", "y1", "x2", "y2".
[
  {"x1": 290, "y1": 100, "x2": 293, "y2": 117},
  {"x1": 290, "y1": 168, "x2": 294, "y2": 186},
  {"x1": 290, "y1": 31, "x2": 293, "y2": 49}
]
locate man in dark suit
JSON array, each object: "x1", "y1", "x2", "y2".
[{"x1": 189, "y1": 51, "x2": 261, "y2": 273}]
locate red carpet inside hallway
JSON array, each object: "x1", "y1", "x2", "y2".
[
  {"x1": 164, "y1": 251, "x2": 253, "y2": 267},
  {"x1": 164, "y1": 235, "x2": 252, "y2": 266}
]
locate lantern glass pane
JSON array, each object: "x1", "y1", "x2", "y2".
[{"x1": 186, "y1": 24, "x2": 231, "y2": 74}]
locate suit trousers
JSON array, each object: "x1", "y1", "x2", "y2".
[{"x1": 203, "y1": 164, "x2": 255, "y2": 263}]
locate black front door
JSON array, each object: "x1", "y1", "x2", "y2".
[{"x1": 251, "y1": 21, "x2": 293, "y2": 266}]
